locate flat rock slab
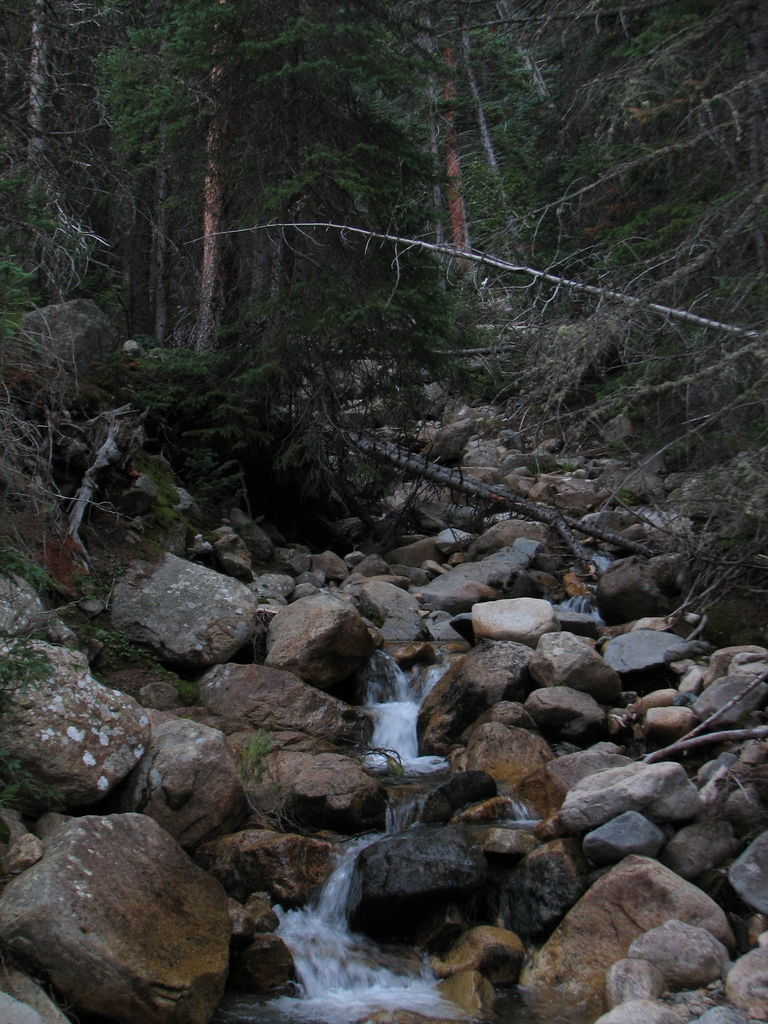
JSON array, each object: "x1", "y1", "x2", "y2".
[{"x1": 602, "y1": 631, "x2": 702, "y2": 679}]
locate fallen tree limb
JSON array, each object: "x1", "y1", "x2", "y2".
[
  {"x1": 338, "y1": 428, "x2": 654, "y2": 564},
  {"x1": 644, "y1": 667, "x2": 768, "y2": 764}
]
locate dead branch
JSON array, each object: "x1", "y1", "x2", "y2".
[
  {"x1": 200, "y1": 221, "x2": 761, "y2": 340},
  {"x1": 338, "y1": 427, "x2": 654, "y2": 565},
  {"x1": 66, "y1": 404, "x2": 135, "y2": 561}
]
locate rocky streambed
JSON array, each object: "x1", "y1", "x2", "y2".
[{"x1": 0, "y1": 422, "x2": 767, "y2": 1024}]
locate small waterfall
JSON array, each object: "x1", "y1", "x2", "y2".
[{"x1": 358, "y1": 650, "x2": 449, "y2": 776}]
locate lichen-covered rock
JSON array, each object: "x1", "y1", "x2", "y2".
[
  {"x1": 265, "y1": 593, "x2": 375, "y2": 689},
  {"x1": 119, "y1": 714, "x2": 246, "y2": 848},
  {"x1": 0, "y1": 642, "x2": 149, "y2": 810},
  {"x1": 0, "y1": 814, "x2": 230, "y2": 1024},
  {"x1": 111, "y1": 553, "x2": 259, "y2": 668}
]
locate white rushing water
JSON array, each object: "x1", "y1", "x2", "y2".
[{"x1": 359, "y1": 650, "x2": 450, "y2": 776}]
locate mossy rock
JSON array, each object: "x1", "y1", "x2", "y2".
[{"x1": 705, "y1": 595, "x2": 768, "y2": 648}]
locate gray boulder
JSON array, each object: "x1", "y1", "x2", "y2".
[
  {"x1": 628, "y1": 919, "x2": 728, "y2": 989},
  {"x1": 523, "y1": 687, "x2": 606, "y2": 744},
  {"x1": 728, "y1": 831, "x2": 768, "y2": 914},
  {"x1": 111, "y1": 553, "x2": 259, "y2": 668},
  {"x1": 472, "y1": 596, "x2": 560, "y2": 647},
  {"x1": 660, "y1": 819, "x2": 738, "y2": 880},
  {"x1": 725, "y1": 948, "x2": 768, "y2": 1020},
  {"x1": 0, "y1": 642, "x2": 149, "y2": 810},
  {"x1": 529, "y1": 631, "x2": 622, "y2": 703},
  {"x1": 596, "y1": 554, "x2": 681, "y2": 625},
  {"x1": 592, "y1": 1001, "x2": 684, "y2": 1024},
  {"x1": 346, "y1": 579, "x2": 423, "y2": 640},
  {"x1": 0, "y1": 814, "x2": 230, "y2": 1024},
  {"x1": 21, "y1": 299, "x2": 118, "y2": 375},
  {"x1": 693, "y1": 674, "x2": 768, "y2": 728},
  {"x1": 602, "y1": 630, "x2": 704, "y2": 686},
  {"x1": 416, "y1": 542, "x2": 537, "y2": 614},
  {"x1": 605, "y1": 958, "x2": 665, "y2": 1007},
  {"x1": 583, "y1": 811, "x2": 667, "y2": 864}
]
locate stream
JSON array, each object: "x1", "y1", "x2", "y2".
[{"x1": 213, "y1": 652, "x2": 596, "y2": 1024}]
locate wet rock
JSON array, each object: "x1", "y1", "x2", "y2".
[
  {"x1": 420, "y1": 771, "x2": 497, "y2": 825},
  {"x1": 432, "y1": 925, "x2": 524, "y2": 983},
  {"x1": 472, "y1": 597, "x2": 560, "y2": 647},
  {"x1": 265, "y1": 593, "x2": 375, "y2": 689},
  {"x1": 0, "y1": 641, "x2": 149, "y2": 810},
  {"x1": 557, "y1": 761, "x2": 701, "y2": 832},
  {"x1": 111, "y1": 553, "x2": 260, "y2": 668},
  {"x1": 198, "y1": 662, "x2": 372, "y2": 746},
  {"x1": 195, "y1": 829, "x2": 335, "y2": 906},
  {"x1": 605, "y1": 958, "x2": 665, "y2": 1007},
  {"x1": 530, "y1": 632, "x2": 622, "y2": 703},
  {"x1": 523, "y1": 687, "x2": 606, "y2": 744},
  {"x1": 496, "y1": 838, "x2": 589, "y2": 943},
  {"x1": 119, "y1": 714, "x2": 245, "y2": 848},
  {"x1": 725, "y1": 947, "x2": 768, "y2": 1019},
  {"x1": 452, "y1": 722, "x2": 554, "y2": 789},
  {"x1": 523, "y1": 855, "x2": 733, "y2": 999},
  {"x1": 728, "y1": 831, "x2": 768, "y2": 914},
  {"x1": 418, "y1": 640, "x2": 533, "y2": 755},
  {"x1": 437, "y1": 969, "x2": 495, "y2": 1018},
  {"x1": 628, "y1": 919, "x2": 728, "y2": 990},
  {"x1": 349, "y1": 825, "x2": 487, "y2": 940},
  {"x1": 582, "y1": 811, "x2": 667, "y2": 864},
  {"x1": 0, "y1": 814, "x2": 230, "y2": 1024},
  {"x1": 231, "y1": 934, "x2": 295, "y2": 993}
]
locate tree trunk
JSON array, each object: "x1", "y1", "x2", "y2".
[
  {"x1": 27, "y1": 0, "x2": 48, "y2": 160},
  {"x1": 442, "y1": 46, "x2": 470, "y2": 252}
]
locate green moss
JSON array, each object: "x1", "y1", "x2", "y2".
[
  {"x1": 132, "y1": 451, "x2": 183, "y2": 532},
  {"x1": 174, "y1": 678, "x2": 199, "y2": 706},
  {"x1": 704, "y1": 596, "x2": 768, "y2": 648}
]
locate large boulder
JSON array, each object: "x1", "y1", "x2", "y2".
[
  {"x1": 523, "y1": 855, "x2": 734, "y2": 1001},
  {"x1": 119, "y1": 714, "x2": 245, "y2": 848},
  {"x1": 596, "y1": 555, "x2": 681, "y2": 625},
  {"x1": 345, "y1": 579, "x2": 423, "y2": 641},
  {"x1": 516, "y1": 744, "x2": 632, "y2": 821},
  {"x1": 601, "y1": 631, "x2": 701, "y2": 687},
  {"x1": 582, "y1": 811, "x2": 667, "y2": 864},
  {"x1": 556, "y1": 761, "x2": 701, "y2": 832},
  {"x1": 725, "y1": 948, "x2": 768, "y2": 1019},
  {"x1": 451, "y1": 722, "x2": 554, "y2": 789},
  {"x1": 627, "y1": 920, "x2": 728, "y2": 990},
  {"x1": 0, "y1": 576, "x2": 49, "y2": 637},
  {"x1": 0, "y1": 642, "x2": 149, "y2": 810},
  {"x1": 693, "y1": 674, "x2": 768, "y2": 728},
  {"x1": 0, "y1": 814, "x2": 230, "y2": 1024},
  {"x1": 265, "y1": 593, "x2": 375, "y2": 689},
  {"x1": 349, "y1": 825, "x2": 487, "y2": 939},
  {"x1": 195, "y1": 829, "x2": 336, "y2": 907},
  {"x1": 198, "y1": 662, "x2": 372, "y2": 746},
  {"x1": 416, "y1": 543, "x2": 537, "y2": 614},
  {"x1": 21, "y1": 299, "x2": 118, "y2": 374},
  {"x1": 523, "y1": 687, "x2": 606, "y2": 745},
  {"x1": 418, "y1": 641, "x2": 533, "y2": 755},
  {"x1": 246, "y1": 750, "x2": 387, "y2": 834},
  {"x1": 529, "y1": 632, "x2": 622, "y2": 704},
  {"x1": 111, "y1": 554, "x2": 259, "y2": 668},
  {"x1": 728, "y1": 831, "x2": 768, "y2": 914},
  {"x1": 472, "y1": 597, "x2": 560, "y2": 647}
]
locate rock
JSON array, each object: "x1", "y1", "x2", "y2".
[
  {"x1": 354, "y1": 553, "x2": 391, "y2": 577},
  {"x1": 728, "y1": 832, "x2": 768, "y2": 914},
  {"x1": 643, "y1": 706, "x2": 699, "y2": 746},
  {"x1": 5, "y1": 834, "x2": 44, "y2": 874},
  {"x1": 0, "y1": 991, "x2": 46, "y2": 1024},
  {"x1": 690, "y1": 1010, "x2": 750, "y2": 1024},
  {"x1": 384, "y1": 537, "x2": 442, "y2": 568},
  {"x1": 496, "y1": 838, "x2": 590, "y2": 943},
  {"x1": 198, "y1": 662, "x2": 372, "y2": 746},
  {"x1": 702, "y1": 645, "x2": 768, "y2": 687},
  {"x1": 347, "y1": 580, "x2": 423, "y2": 640},
  {"x1": 466, "y1": 521, "x2": 548, "y2": 560},
  {"x1": 211, "y1": 526, "x2": 253, "y2": 581},
  {"x1": 273, "y1": 546, "x2": 312, "y2": 576},
  {"x1": 310, "y1": 550, "x2": 349, "y2": 581},
  {"x1": 349, "y1": 825, "x2": 487, "y2": 940},
  {"x1": 602, "y1": 631, "x2": 703, "y2": 688},
  {"x1": 583, "y1": 811, "x2": 667, "y2": 864},
  {"x1": 0, "y1": 641, "x2": 149, "y2": 810},
  {"x1": 452, "y1": 722, "x2": 554, "y2": 789},
  {"x1": 265, "y1": 593, "x2": 375, "y2": 689},
  {"x1": 423, "y1": 418, "x2": 476, "y2": 463},
  {"x1": 434, "y1": 529, "x2": 474, "y2": 555},
  {"x1": 232, "y1": 934, "x2": 295, "y2": 993},
  {"x1": 21, "y1": 299, "x2": 118, "y2": 374},
  {"x1": 229, "y1": 510, "x2": 275, "y2": 565},
  {"x1": 529, "y1": 632, "x2": 622, "y2": 703},
  {"x1": 725, "y1": 948, "x2": 768, "y2": 1019},
  {"x1": 592, "y1": 1000, "x2": 684, "y2": 1024},
  {"x1": 421, "y1": 771, "x2": 498, "y2": 825},
  {"x1": 253, "y1": 572, "x2": 295, "y2": 600},
  {"x1": 112, "y1": 553, "x2": 260, "y2": 668},
  {"x1": 516, "y1": 744, "x2": 632, "y2": 821},
  {"x1": 523, "y1": 687, "x2": 606, "y2": 744},
  {"x1": 437, "y1": 969, "x2": 495, "y2": 1018},
  {"x1": 0, "y1": 965, "x2": 72, "y2": 1024},
  {"x1": 596, "y1": 555, "x2": 681, "y2": 625},
  {"x1": 0, "y1": 576, "x2": 49, "y2": 637},
  {"x1": 119, "y1": 715, "x2": 245, "y2": 848},
  {"x1": 416, "y1": 542, "x2": 537, "y2": 614},
  {"x1": 118, "y1": 472, "x2": 159, "y2": 517},
  {"x1": 660, "y1": 819, "x2": 739, "y2": 880},
  {"x1": 628, "y1": 919, "x2": 728, "y2": 990},
  {"x1": 0, "y1": 814, "x2": 230, "y2": 1024},
  {"x1": 557, "y1": 761, "x2": 701, "y2": 832},
  {"x1": 195, "y1": 829, "x2": 335, "y2": 906},
  {"x1": 433, "y1": 925, "x2": 524, "y2": 983},
  {"x1": 605, "y1": 958, "x2": 665, "y2": 1007},
  {"x1": 247, "y1": 750, "x2": 387, "y2": 833},
  {"x1": 418, "y1": 641, "x2": 533, "y2": 755},
  {"x1": 472, "y1": 597, "x2": 560, "y2": 647},
  {"x1": 524, "y1": 855, "x2": 733, "y2": 1000},
  {"x1": 693, "y1": 674, "x2": 768, "y2": 728}
]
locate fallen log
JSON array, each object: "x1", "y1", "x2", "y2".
[{"x1": 338, "y1": 428, "x2": 654, "y2": 565}]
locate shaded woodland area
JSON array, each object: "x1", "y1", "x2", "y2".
[{"x1": 1, "y1": 0, "x2": 767, "y2": 605}]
